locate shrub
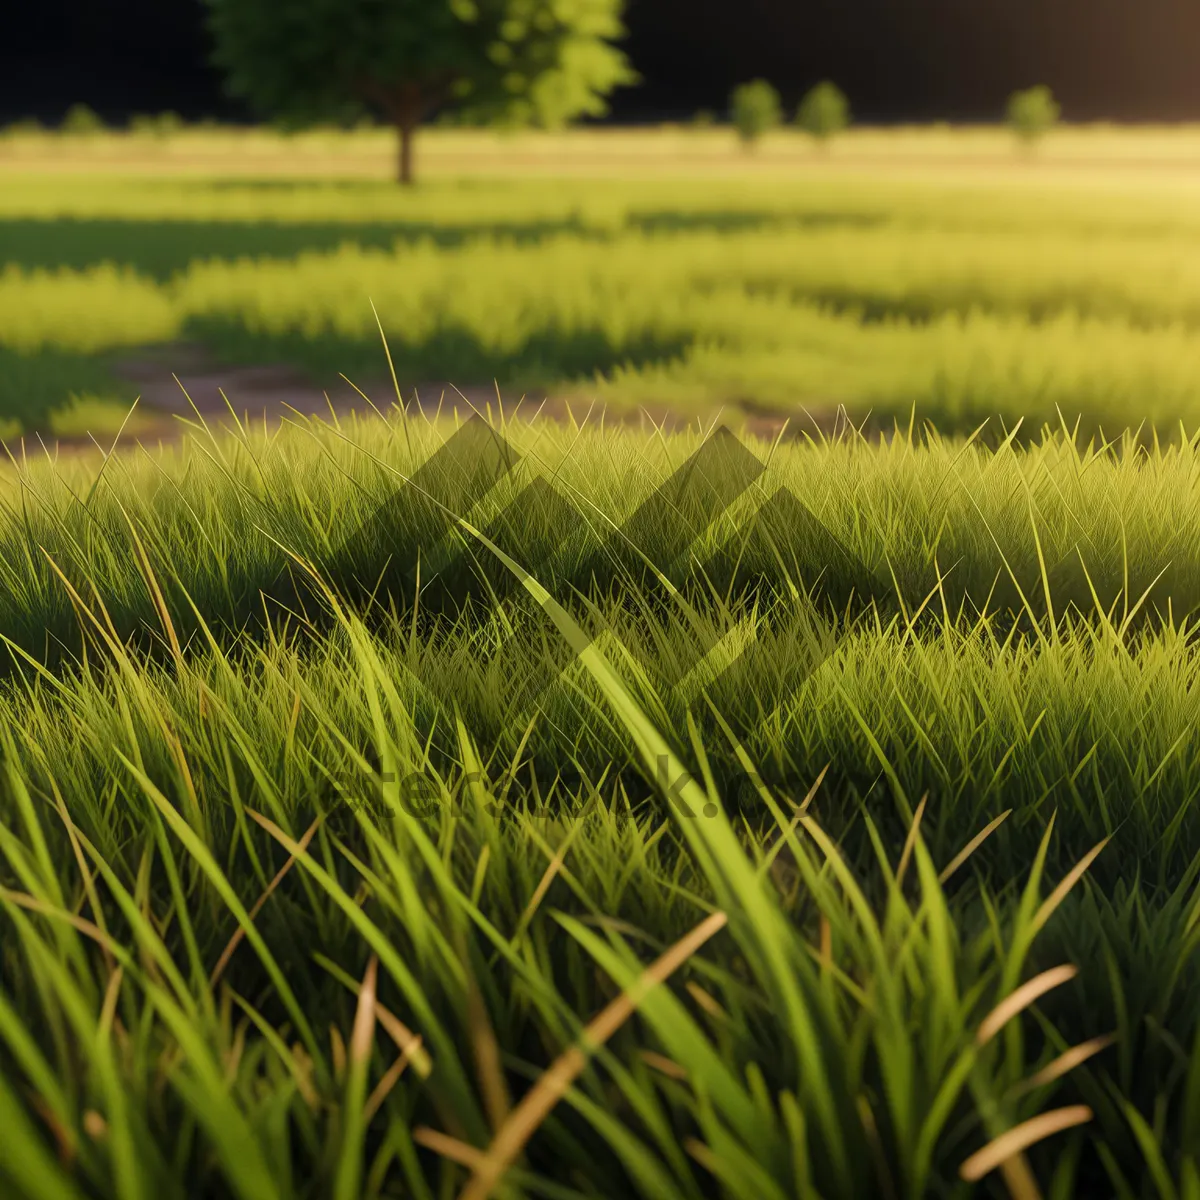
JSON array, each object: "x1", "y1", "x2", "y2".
[
  {"x1": 730, "y1": 80, "x2": 782, "y2": 147},
  {"x1": 796, "y1": 81, "x2": 851, "y2": 142},
  {"x1": 61, "y1": 104, "x2": 104, "y2": 136},
  {"x1": 130, "y1": 112, "x2": 185, "y2": 140},
  {"x1": 1007, "y1": 85, "x2": 1060, "y2": 144},
  {"x1": 0, "y1": 117, "x2": 45, "y2": 139}
]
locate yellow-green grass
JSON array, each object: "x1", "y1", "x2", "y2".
[
  {"x1": 4, "y1": 127, "x2": 1200, "y2": 435},
  {"x1": 1, "y1": 413, "x2": 1199, "y2": 1195},
  {"x1": 0, "y1": 393, "x2": 157, "y2": 443},
  {"x1": 9, "y1": 121, "x2": 1200, "y2": 176},
  {"x1": 5, "y1": 411, "x2": 1200, "y2": 859}
]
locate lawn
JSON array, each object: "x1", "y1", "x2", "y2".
[
  {"x1": 2, "y1": 409, "x2": 1200, "y2": 1196},
  {"x1": 5, "y1": 124, "x2": 1200, "y2": 439}
]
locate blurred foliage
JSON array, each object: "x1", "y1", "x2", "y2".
[
  {"x1": 130, "y1": 111, "x2": 186, "y2": 140},
  {"x1": 202, "y1": 0, "x2": 636, "y2": 182},
  {"x1": 1008, "y1": 85, "x2": 1061, "y2": 143},
  {"x1": 730, "y1": 79, "x2": 782, "y2": 146},
  {"x1": 60, "y1": 103, "x2": 104, "y2": 136},
  {"x1": 5, "y1": 138, "x2": 1200, "y2": 434},
  {"x1": 797, "y1": 81, "x2": 851, "y2": 141}
]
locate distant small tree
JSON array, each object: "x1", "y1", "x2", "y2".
[
  {"x1": 796, "y1": 81, "x2": 850, "y2": 143},
  {"x1": 131, "y1": 112, "x2": 185, "y2": 142},
  {"x1": 202, "y1": 0, "x2": 637, "y2": 185},
  {"x1": 692, "y1": 108, "x2": 716, "y2": 129},
  {"x1": 62, "y1": 104, "x2": 104, "y2": 136},
  {"x1": 1007, "y1": 85, "x2": 1060, "y2": 145},
  {"x1": 730, "y1": 80, "x2": 782, "y2": 148},
  {"x1": 1, "y1": 118, "x2": 44, "y2": 139}
]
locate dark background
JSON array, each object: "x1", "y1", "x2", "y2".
[{"x1": 5, "y1": 0, "x2": 1200, "y2": 126}]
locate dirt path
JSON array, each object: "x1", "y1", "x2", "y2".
[{"x1": 15, "y1": 345, "x2": 846, "y2": 459}]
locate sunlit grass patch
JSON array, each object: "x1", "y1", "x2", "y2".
[
  {"x1": 3, "y1": 158, "x2": 1200, "y2": 435},
  {"x1": 45, "y1": 394, "x2": 159, "y2": 439},
  {"x1": 0, "y1": 414, "x2": 1197, "y2": 1194}
]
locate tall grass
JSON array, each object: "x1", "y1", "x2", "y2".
[
  {"x1": 5, "y1": 167, "x2": 1200, "y2": 431},
  {"x1": 1, "y1": 413, "x2": 1200, "y2": 1194}
]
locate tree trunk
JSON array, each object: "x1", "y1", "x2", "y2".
[
  {"x1": 370, "y1": 78, "x2": 454, "y2": 186},
  {"x1": 384, "y1": 82, "x2": 426, "y2": 186},
  {"x1": 396, "y1": 120, "x2": 416, "y2": 186}
]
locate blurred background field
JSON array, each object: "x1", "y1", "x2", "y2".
[{"x1": 6, "y1": 123, "x2": 1200, "y2": 443}]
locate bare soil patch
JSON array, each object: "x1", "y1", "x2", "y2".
[{"x1": 15, "y1": 344, "x2": 844, "y2": 458}]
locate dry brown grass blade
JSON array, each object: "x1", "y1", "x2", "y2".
[
  {"x1": 317, "y1": 949, "x2": 435, "y2": 1080},
  {"x1": 454, "y1": 910, "x2": 728, "y2": 1200},
  {"x1": 511, "y1": 834, "x2": 577, "y2": 945},
  {"x1": 83, "y1": 1110, "x2": 108, "y2": 1141},
  {"x1": 209, "y1": 816, "x2": 322, "y2": 988},
  {"x1": 350, "y1": 956, "x2": 379, "y2": 1068},
  {"x1": 959, "y1": 1106, "x2": 1093, "y2": 1184},
  {"x1": 999, "y1": 1154, "x2": 1044, "y2": 1200},
  {"x1": 463, "y1": 946, "x2": 512, "y2": 1132},
  {"x1": 639, "y1": 1050, "x2": 688, "y2": 1080},
  {"x1": 1019, "y1": 1034, "x2": 1116, "y2": 1094},
  {"x1": 223, "y1": 1020, "x2": 248, "y2": 1086},
  {"x1": 363, "y1": 1036, "x2": 423, "y2": 1123},
  {"x1": 819, "y1": 914, "x2": 832, "y2": 972},
  {"x1": 98, "y1": 966, "x2": 124, "y2": 1041},
  {"x1": 284, "y1": 1042, "x2": 320, "y2": 1110},
  {"x1": 684, "y1": 1137, "x2": 720, "y2": 1175},
  {"x1": 977, "y1": 965, "x2": 1078, "y2": 1047},
  {"x1": 939, "y1": 809, "x2": 1012, "y2": 884},
  {"x1": 685, "y1": 981, "x2": 729, "y2": 1024},
  {"x1": 330, "y1": 1025, "x2": 347, "y2": 1083},
  {"x1": 29, "y1": 1094, "x2": 76, "y2": 1166},
  {"x1": 0, "y1": 887, "x2": 121, "y2": 957},
  {"x1": 413, "y1": 1127, "x2": 487, "y2": 1170},
  {"x1": 1031, "y1": 838, "x2": 1110, "y2": 933},
  {"x1": 375, "y1": 1005, "x2": 433, "y2": 1079}
]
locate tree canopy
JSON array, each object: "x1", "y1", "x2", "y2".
[
  {"x1": 62, "y1": 104, "x2": 105, "y2": 136},
  {"x1": 730, "y1": 80, "x2": 782, "y2": 147},
  {"x1": 1007, "y1": 85, "x2": 1061, "y2": 144},
  {"x1": 797, "y1": 82, "x2": 850, "y2": 141},
  {"x1": 203, "y1": 0, "x2": 636, "y2": 183}
]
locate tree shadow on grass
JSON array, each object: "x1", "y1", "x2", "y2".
[
  {"x1": 0, "y1": 217, "x2": 589, "y2": 280},
  {"x1": 0, "y1": 347, "x2": 129, "y2": 429},
  {"x1": 0, "y1": 208, "x2": 888, "y2": 280},
  {"x1": 180, "y1": 318, "x2": 695, "y2": 395},
  {"x1": 0, "y1": 312, "x2": 695, "y2": 432}
]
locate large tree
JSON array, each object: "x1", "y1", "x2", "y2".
[{"x1": 203, "y1": 0, "x2": 636, "y2": 184}]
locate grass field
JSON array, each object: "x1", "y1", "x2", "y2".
[
  {"x1": 5, "y1": 124, "x2": 1200, "y2": 438},
  {"x1": 5, "y1": 125, "x2": 1200, "y2": 1198},
  {"x1": 3, "y1": 409, "x2": 1200, "y2": 1197}
]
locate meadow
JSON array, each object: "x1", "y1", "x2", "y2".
[
  {"x1": 4, "y1": 125, "x2": 1200, "y2": 1199},
  {"x1": 2, "y1": 408, "x2": 1200, "y2": 1197},
  {"x1": 5, "y1": 124, "x2": 1200, "y2": 438}
]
